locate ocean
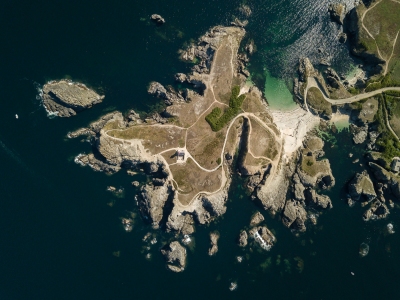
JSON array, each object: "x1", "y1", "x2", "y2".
[{"x1": 1, "y1": 0, "x2": 399, "y2": 299}]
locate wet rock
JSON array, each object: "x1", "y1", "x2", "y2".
[
  {"x1": 282, "y1": 200, "x2": 307, "y2": 232},
  {"x1": 249, "y1": 226, "x2": 276, "y2": 250},
  {"x1": 250, "y1": 211, "x2": 264, "y2": 227},
  {"x1": 150, "y1": 14, "x2": 165, "y2": 24},
  {"x1": 328, "y1": 3, "x2": 346, "y2": 25},
  {"x1": 208, "y1": 231, "x2": 220, "y2": 256},
  {"x1": 238, "y1": 230, "x2": 248, "y2": 247},
  {"x1": 245, "y1": 40, "x2": 255, "y2": 55},
  {"x1": 348, "y1": 171, "x2": 376, "y2": 202},
  {"x1": 174, "y1": 73, "x2": 187, "y2": 83},
  {"x1": 42, "y1": 80, "x2": 104, "y2": 117},
  {"x1": 161, "y1": 241, "x2": 186, "y2": 272},
  {"x1": 359, "y1": 242, "x2": 369, "y2": 257},
  {"x1": 132, "y1": 181, "x2": 140, "y2": 187},
  {"x1": 338, "y1": 32, "x2": 347, "y2": 43},
  {"x1": 231, "y1": 18, "x2": 248, "y2": 27},
  {"x1": 238, "y1": 4, "x2": 252, "y2": 17},
  {"x1": 304, "y1": 188, "x2": 333, "y2": 209},
  {"x1": 363, "y1": 200, "x2": 389, "y2": 221}
]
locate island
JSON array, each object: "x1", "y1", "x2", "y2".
[{"x1": 62, "y1": 0, "x2": 400, "y2": 271}]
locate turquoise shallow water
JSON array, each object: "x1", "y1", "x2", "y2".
[{"x1": 1, "y1": 0, "x2": 400, "y2": 299}]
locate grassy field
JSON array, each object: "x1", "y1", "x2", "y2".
[
  {"x1": 385, "y1": 94, "x2": 400, "y2": 137},
  {"x1": 169, "y1": 158, "x2": 223, "y2": 205},
  {"x1": 108, "y1": 125, "x2": 186, "y2": 154},
  {"x1": 306, "y1": 87, "x2": 332, "y2": 117}
]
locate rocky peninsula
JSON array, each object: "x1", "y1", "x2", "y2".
[
  {"x1": 42, "y1": 80, "x2": 104, "y2": 117},
  {"x1": 63, "y1": 0, "x2": 400, "y2": 272}
]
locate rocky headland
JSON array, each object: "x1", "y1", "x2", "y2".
[{"x1": 42, "y1": 80, "x2": 104, "y2": 117}]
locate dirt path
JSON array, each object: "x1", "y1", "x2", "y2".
[{"x1": 385, "y1": 30, "x2": 400, "y2": 75}]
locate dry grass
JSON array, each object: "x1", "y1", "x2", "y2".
[
  {"x1": 307, "y1": 87, "x2": 332, "y2": 117},
  {"x1": 170, "y1": 158, "x2": 223, "y2": 205},
  {"x1": 300, "y1": 149, "x2": 330, "y2": 177},
  {"x1": 248, "y1": 116, "x2": 280, "y2": 160},
  {"x1": 186, "y1": 102, "x2": 228, "y2": 169},
  {"x1": 161, "y1": 149, "x2": 179, "y2": 165},
  {"x1": 386, "y1": 95, "x2": 400, "y2": 136},
  {"x1": 108, "y1": 125, "x2": 186, "y2": 154},
  {"x1": 224, "y1": 117, "x2": 242, "y2": 158},
  {"x1": 364, "y1": 0, "x2": 400, "y2": 60}
]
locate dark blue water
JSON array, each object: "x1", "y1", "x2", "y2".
[{"x1": 1, "y1": 0, "x2": 399, "y2": 299}]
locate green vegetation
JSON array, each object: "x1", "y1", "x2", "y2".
[
  {"x1": 205, "y1": 86, "x2": 246, "y2": 131},
  {"x1": 216, "y1": 157, "x2": 221, "y2": 165},
  {"x1": 374, "y1": 94, "x2": 400, "y2": 162},
  {"x1": 365, "y1": 74, "x2": 400, "y2": 92},
  {"x1": 306, "y1": 87, "x2": 332, "y2": 117}
]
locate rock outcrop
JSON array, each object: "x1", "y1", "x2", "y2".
[
  {"x1": 161, "y1": 241, "x2": 186, "y2": 272},
  {"x1": 348, "y1": 171, "x2": 376, "y2": 202},
  {"x1": 363, "y1": 200, "x2": 389, "y2": 221},
  {"x1": 150, "y1": 14, "x2": 165, "y2": 24},
  {"x1": 328, "y1": 3, "x2": 346, "y2": 25},
  {"x1": 304, "y1": 188, "x2": 333, "y2": 209},
  {"x1": 249, "y1": 226, "x2": 276, "y2": 250},
  {"x1": 238, "y1": 230, "x2": 248, "y2": 247},
  {"x1": 42, "y1": 80, "x2": 104, "y2": 117},
  {"x1": 282, "y1": 200, "x2": 307, "y2": 232},
  {"x1": 208, "y1": 232, "x2": 220, "y2": 256},
  {"x1": 139, "y1": 183, "x2": 172, "y2": 229},
  {"x1": 250, "y1": 211, "x2": 264, "y2": 227}
]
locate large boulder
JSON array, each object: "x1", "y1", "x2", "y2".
[
  {"x1": 348, "y1": 171, "x2": 377, "y2": 201},
  {"x1": 250, "y1": 211, "x2": 264, "y2": 227},
  {"x1": 139, "y1": 183, "x2": 171, "y2": 229},
  {"x1": 150, "y1": 14, "x2": 165, "y2": 24},
  {"x1": 161, "y1": 241, "x2": 186, "y2": 272},
  {"x1": 238, "y1": 230, "x2": 248, "y2": 247},
  {"x1": 42, "y1": 80, "x2": 104, "y2": 117},
  {"x1": 282, "y1": 200, "x2": 307, "y2": 232}
]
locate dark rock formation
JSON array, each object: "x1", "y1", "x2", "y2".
[
  {"x1": 238, "y1": 230, "x2": 248, "y2": 247},
  {"x1": 150, "y1": 14, "x2": 165, "y2": 24},
  {"x1": 363, "y1": 200, "x2": 389, "y2": 221},
  {"x1": 348, "y1": 171, "x2": 377, "y2": 202},
  {"x1": 42, "y1": 80, "x2": 104, "y2": 117},
  {"x1": 161, "y1": 241, "x2": 186, "y2": 272},
  {"x1": 305, "y1": 188, "x2": 333, "y2": 209},
  {"x1": 339, "y1": 32, "x2": 347, "y2": 43}
]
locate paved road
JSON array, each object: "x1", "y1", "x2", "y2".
[{"x1": 306, "y1": 77, "x2": 400, "y2": 105}]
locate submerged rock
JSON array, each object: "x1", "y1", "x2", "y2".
[
  {"x1": 42, "y1": 80, "x2": 104, "y2": 117},
  {"x1": 208, "y1": 231, "x2": 220, "y2": 256},
  {"x1": 359, "y1": 242, "x2": 369, "y2": 257},
  {"x1": 161, "y1": 241, "x2": 186, "y2": 272}
]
